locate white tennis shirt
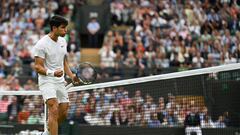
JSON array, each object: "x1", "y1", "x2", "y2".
[{"x1": 33, "y1": 35, "x2": 67, "y2": 85}]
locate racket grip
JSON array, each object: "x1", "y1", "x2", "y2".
[{"x1": 66, "y1": 83, "x2": 74, "y2": 90}]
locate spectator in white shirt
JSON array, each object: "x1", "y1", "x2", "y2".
[
  {"x1": 87, "y1": 17, "x2": 100, "y2": 48},
  {"x1": 100, "y1": 45, "x2": 116, "y2": 68}
]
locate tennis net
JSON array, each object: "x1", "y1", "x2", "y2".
[{"x1": 0, "y1": 63, "x2": 240, "y2": 135}]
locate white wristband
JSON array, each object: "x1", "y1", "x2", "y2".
[{"x1": 46, "y1": 70, "x2": 55, "y2": 77}]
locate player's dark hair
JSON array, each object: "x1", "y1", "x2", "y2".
[{"x1": 49, "y1": 15, "x2": 68, "y2": 30}]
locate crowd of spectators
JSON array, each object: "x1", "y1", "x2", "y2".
[
  {"x1": 0, "y1": 0, "x2": 81, "y2": 88},
  {"x1": 0, "y1": 0, "x2": 238, "y2": 130},
  {"x1": 100, "y1": 0, "x2": 240, "y2": 78},
  {"x1": 0, "y1": 87, "x2": 229, "y2": 129},
  {"x1": 66, "y1": 89, "x2": 229, "y2": 128}
]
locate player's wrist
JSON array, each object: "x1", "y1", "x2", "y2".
[{"x1": 46, "y1": 69, "x2": 55, "y2": 77}]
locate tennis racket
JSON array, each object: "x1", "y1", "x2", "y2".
[{"x1": 66, "y1": 62, "x2": 97, "y2": 89}]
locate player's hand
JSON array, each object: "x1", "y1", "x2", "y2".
[
  {"x1": 54, "y1": 69, "x2": 63, "y2": 77},
  {"x1": 71, "y1": 74, "x2": 81, "y2": 85}
]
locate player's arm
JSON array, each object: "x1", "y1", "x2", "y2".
[
  {"x1": 34, "y1": 56, "x2": 48, "y2": 76},
  {"x1": 34, "y1": 56, "x2": 63, "y2": 77},
  {"x1": 64, "y1": 55, "x2": 75, "y2": 79},
  {"x1": 64, "y1": 55, "x2": 80, "y2": 84}
]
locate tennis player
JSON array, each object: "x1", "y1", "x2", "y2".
[{"x1": 33, "y1": 15, "x2": 79, "y2": 135}]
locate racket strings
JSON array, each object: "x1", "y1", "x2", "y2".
[{"x1": 76, "y1": 63, "x2": 97, "y2": 84}]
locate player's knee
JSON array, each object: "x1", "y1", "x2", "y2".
[
  {"x1": 48, "y1": 102, "x2": 59, "y2": 120},
  {"x1": 49, "y1": 106, "x2": 59, "y2": 120}
]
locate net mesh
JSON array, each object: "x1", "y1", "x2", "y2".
[
  {"x1": 0, "y1": 64, "x2": 240, "y2": 134},
  {"x1": 67, "y1": 68, "x2": 240, "y2": 128}
]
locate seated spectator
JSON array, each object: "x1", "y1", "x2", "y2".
[
  {"x1": 111, "y1": 63, "x2": 123, "y2": 80},
  {"x1": 27, "y1": 109, "x2": 42, "y2": 124},
  {"x1": 214, "y1": 115, "x2": 226, "y2": 128},
  {"x1": 201, "y1": 115, "x2": 215, "y2": 128},
  {"x1": 138, "y1": 112, "x2": 147, "y2": 127},
  {"x1": 223, "y1": 111, "x2": 230, "y2": 127},
  {"x1": 124, "y1": 51, "x2": 137, "y2": 68},
  {"x1": 148, "y1": 113, "x2": 161, "y2": 128},
  {"x1": 100, "y1": 44, "x2": 116, "y2": 68},
  {"x1": 18, "y1": 105, "x2": 30, "y2": 124},
  {"x1": 10, "y1": 62, "x2": 23, "y2": 78},
  {"x1": 72, "y1": 104, "x2": 87, "y2": 124},
  {"x1": 7, "y1": 96, "x2": 21, "y2": 123},
  {"x1": 224, "y1": 53, "x2": 237, "y2": 64},
  {"x1": 0, "y1": 59, "x2": 6, "y2": 78},
  {"x1": 0, "y1": 96, "x2": 10, "y2": 123},
  {"x1": 120, "y1": 91, "x2": 132, "y2": 108},
  {"x1": 110, "y1": 111, "x2": 122, "y2": 126},
  {"x1": 177, "y1": 109, "x2": 186, "y2": 126},
  {"x1": 184, "y1": 106, "x2": 202, "y2": 135},
  {"x1": 84, "y1": 112, "x2": 100, "y2": 126},
  {"x1": 192, "y1": 52, "x2": 204, "y2": 68},
  {"x1": 132, "y1": 90, "x2": 144, "y2": 105},
  {"x1": 166, "y1": 108, "x2": 178, "y2": 127},
  {"x1": 103, "y1": 30, "x2": 114, "y2": 49},
  {"x1": 170, "y1": 52, "x2": 181, "y2": 67},
  {"x1": 18, "y1": 47, "x2": 32, "y2": 65},
  {"x1": 29, "y1": 62, "x2": 37, "y2": 78},
  {"x1": 97, "y1": 112, "x2": 111, "y2": 126}
]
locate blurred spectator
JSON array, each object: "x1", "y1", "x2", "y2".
[
  {"x1": 67, "y1": 92, "x2": 78, "y2": 120},
  {"x1": 215, "y1": 115, "x2": 227, "y2": 128},
  {"x1": 148, "y1": 113, "x2": 161, "y2": 128},
  {"x1": 100, "y1": 44, "x2": 116, "y2": 68},
  {"x1": 184, "y1": 106, "x2": 202, "y2": 135},
  {"x1": 18, "y1": 105, "x2": 30, "y2": 124},
  {"x1": 0, "y1": 96, "x2": 10, "y2": 123},
  {"x1": 124, "y1": 51, "x2": 137, "y2": 68},
  {"x1": 120, "y1": 91, "x2": 132, "y2": 108},
  {"x1": 0, "y1": 59, "x2": 6, "y2": 78},
  {"x1": 29, "y1": 62, "x2": 37, "y2": 78},
  {"x1": 201, "y1": 115, "x2": 215, "y2": 128},
  {"x1": 27, "y1": 109, "x2": 43, "y2": 124},
  {"x1": 7, "y1": 96, "x2": 21, "y2": 123},
  {"x1": 72, "y1": 104, "x2": 87, "y2": 124},
  {"x1": 133, "y1": 90, "x2": 144, "y2": 105},
  {"x1": 110, "y1": 111, "x2": 123, "y2": 126},
  {"x1": 192, "y1": 52, "x2": 204, "y2": 68},
  {"x1": 111, "y1": 63, "x2": 124, "y2": 80},
  {"x1": 223, "y1": 111, "x2": 230, "y2": 127},
  {"x1": 11, "y1": 62, "x2": 23, "y2": 77},
  {"x1": 87, "y1": 16, "x2": 100, "y2": 48},
  {"x1": 103, "y1": 30, "x2": 115, "y2": 49}
]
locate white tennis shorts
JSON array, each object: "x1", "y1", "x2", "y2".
[{"x1": 39, "y1": 82, "x2": 69, "y2": 103}]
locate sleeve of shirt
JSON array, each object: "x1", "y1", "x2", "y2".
[{"x1": 33, "y1": 43, "x2": 45, "y2": 59}]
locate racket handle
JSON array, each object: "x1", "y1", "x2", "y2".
[{"x1": 66, "y1": 83, "x2": 74, "y2": 90}]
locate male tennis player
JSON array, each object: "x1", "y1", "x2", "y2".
[{"x1": 33, "y1": 15, "x2": 79, "y2": 135}]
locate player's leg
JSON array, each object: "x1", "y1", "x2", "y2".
[
  {"x1": 58, "y1": 103, "x2": 69, "y2": 124},
  {"x1": 46, "y1": 98, "x2": 59, "y2": 135},
  {"x1": 56, "y1": 83, "x2": 70, "y2": 125},
  {"x1": 40, "y1": 83, "x2": 59, "y2": 135}
]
